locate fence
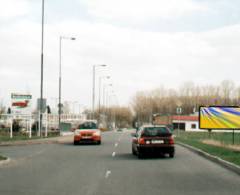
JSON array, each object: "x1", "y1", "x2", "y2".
[{"x1": 0, "y1": 113, "x2": 86, "y2": 139}]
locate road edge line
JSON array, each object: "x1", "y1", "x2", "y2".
[{"x1": 177, "y1": 142, "x2": 240, "y2": 176}]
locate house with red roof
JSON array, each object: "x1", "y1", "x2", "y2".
[{"x1": 171, "y1": 115, "x2": 201, "y2": 131}]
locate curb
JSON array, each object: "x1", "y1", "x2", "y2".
[{"x1": 177, "y1": 142, "x2": 240, "y2": 176}]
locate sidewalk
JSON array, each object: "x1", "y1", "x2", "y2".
[{"x1": 0, "y1": 135, "x2": 73, "y2": 146}]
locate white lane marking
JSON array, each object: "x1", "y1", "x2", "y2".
[
  {"x1": 114, "y1": 143, "x2": 118, "y2": 147},
  {"x1": 112, "y1": 152, "x2": 116, "y2": 157},
  {"x1": 118, "y1": 134, "x2": 123, "y2": 142},
  {"x1": 105, "y1": 170, "x2": 111, "y2": 178}
]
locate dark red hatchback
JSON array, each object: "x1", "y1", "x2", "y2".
[{"x1": 132, "y1": 125, "x2": 175, "y2": 158}]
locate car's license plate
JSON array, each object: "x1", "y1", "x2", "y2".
[
  {"x1": 151, "y1": 140, "x2": 164, "y2": 144},
  {"x1": 82, "y1": 136, "x2": 92, "y2": 139}
]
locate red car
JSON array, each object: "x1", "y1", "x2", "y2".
[
  {"x1": 132, "y1": 125, "x2": 175, "y2": 158},
  {"x1": 74, "y1": 121, "x2": 101, "y2": 145}
]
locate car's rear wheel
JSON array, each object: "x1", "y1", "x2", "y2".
[
  {"x1": 97, "y1": 141, "x2": 101, "y2": 145},
  {"x1": 169, "y1": 152, "x2": 174, "y2": 158},
  {"x1": 137, "y1": 150, "x2": 144, "y2": 159},
  {"x1": 74, "y1": 141, "x2": 78, "y2": 145},
  {"x1": 132, "y1": 147, "x2": 137, "y2": 155}
]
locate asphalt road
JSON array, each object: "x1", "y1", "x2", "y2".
[{"x1": 0, "y1": 130, "x2": 240, "y2": 195}]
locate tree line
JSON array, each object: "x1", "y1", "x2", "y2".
[{"x1": 131, "y1": 80, "x2": 240, "y2": 124}]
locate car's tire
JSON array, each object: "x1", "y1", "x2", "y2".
[
  {"x1": 137, "y1": 151, "x2": 144, "y2": 159},
  {"x1": 132, "y1": 147, "x2": 137, "y2": 155},
  {"x1": 74, "y1": 141, "x2": 78, "y2": 145},
  {"x1": 169, "y1": 152, "x2": 175, "y2": 158},
  {"x1": 97, "y1": 141, "x2": 101, "y2": 145}
]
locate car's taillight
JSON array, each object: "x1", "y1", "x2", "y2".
[
  {"x1": 138, "y1": 138, "x2": 145, "y2": 144},
  {"x1": 169, "y1": 136, "x2": 174, "y2": 145}
]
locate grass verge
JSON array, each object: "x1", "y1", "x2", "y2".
[
  {"x1": 176, "y1": 133, "x2": 240, "y2": 167},
  {"x1": 0, "y1": 155, "x2": 7, "y2": 161},
  {"x1": 0, "y1": 132, "x2": 60, "y2": 142}
]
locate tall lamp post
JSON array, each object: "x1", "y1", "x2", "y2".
[
  {"x1": 59, "y1": 36, "x2": 76, "y2": 131},
  {"x1": 92, "y1": 64, "x2": 107, "y2": 119},
  {"x1": 103, "y1": 84, "x2": 112, "y2": 113},
  {"x1": 98, "y1": 76, "x2": 110, "y2": 114},
  {"x1": 39, "y1": 0, "x2": 45, "y2": 136}
]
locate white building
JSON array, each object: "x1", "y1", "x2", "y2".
[{"x1": 172, "y1": 115, "x2": 203, "y2": 131}]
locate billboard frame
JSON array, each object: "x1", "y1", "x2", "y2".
[{"x1": 199, "y1": 105, "x2": 240, "y2": 130}]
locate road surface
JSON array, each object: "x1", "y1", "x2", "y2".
[{"x1": 0, "y1": 130, "x2": 240, "y2": 195}]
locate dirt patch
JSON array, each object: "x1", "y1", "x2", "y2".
[{"x1": 202, "y1": 139, "x2": 240, "y2": 151}]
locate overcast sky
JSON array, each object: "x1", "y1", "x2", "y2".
[{"x1": 1, "y1": 0, "x2": 240, "y2": 111}]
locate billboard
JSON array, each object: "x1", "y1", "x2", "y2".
[
  {"x1": 11, "y1": 93, "x2": 32, "y2": 114},
  {"x1": 199, "y1": 106, "x2": 240, "y2": 129}
]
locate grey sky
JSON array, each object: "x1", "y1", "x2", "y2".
[{"x1": 1, "y1": 0, "x2": 240, "y2": 111}]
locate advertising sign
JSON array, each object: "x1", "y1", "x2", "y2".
[
  {"x1": 199, "y1": 106, "x2": 240, "y2": 129},
  {"x1": 11, "y1": 93, "x2": 32, "y2": 114}
]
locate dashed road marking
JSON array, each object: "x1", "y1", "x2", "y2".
[
  {"x1": 112, "y1": 152, "x2": 116, "y2": 157},
  {"x1": 118, "y1": 134, "x2": 123, "y2": 142},
  {"x1": 105, "y1": 170, "x2": 111, "y2": 178}
]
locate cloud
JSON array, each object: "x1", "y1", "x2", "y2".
[
  {"x1": 0, "y1": 0, "x2": 30, "y2": 20},
  {"x1": 82, "y1": 0, "x2": 208, "y2": 23},
  {"x1": 1, "y1": 18, "x2": 240, "y2": 107}
]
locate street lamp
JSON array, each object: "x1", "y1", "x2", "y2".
[
  {"x1": 98, "y1": 76, "x2": 110, "y2": 113},
  {"x1": 102, "y1": 84, "x2": 112, "y2": 130},
  {"x1": 59, "y1": 36, "x2": 76, "y2": 131},
  {"x1": 92, "y1": 64, "x2": 107, "y2": 119},
  {"x1": 39, "y1": 0, "x2": 45, "y2": 136},
  {"x1": 103, "y1": 83, "x2": 112, "y2": 110}
]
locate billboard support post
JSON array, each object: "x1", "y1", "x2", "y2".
[
  {"x1": 232, "y1": 130, "x2": 235, "y2": 145},
  {"x1": 208, "y1": 129, "x2": 212, "y2": 139}
]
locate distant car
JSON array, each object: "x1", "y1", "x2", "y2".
[
  {"x1": 74, "y1": 121, "x2": 101, "y2": 145},
  {"x1": 131, "y1": 125, "x2": 175, "y2": 158}
]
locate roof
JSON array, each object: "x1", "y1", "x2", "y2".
[
  {"x1": 141, "y1": 124, "x2": 169, "y2": 128},
  {"x1": 172, "y1": 115, "x2": 198, "y2": 121}
]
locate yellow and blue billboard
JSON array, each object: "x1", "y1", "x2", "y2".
[{"x1": 199, "y1": 106, "x2": 240, "y2": 129}]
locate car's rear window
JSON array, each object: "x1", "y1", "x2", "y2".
[
  {"x1": 78, "y1": 122, "x2": 97, "y2": 129},
  {"x1": 142, "y1": 127, "x2": 170, "y2": 136}
]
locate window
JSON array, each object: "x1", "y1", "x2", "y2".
[
  {"x1": 142, "y1": 127, "x2": 170, "y2": 137},
  {"x1": 78, "y1": 122, "x2": 97, "y2": 129},
  {"x1": 191, "y1": 124, "x2": 196, "y2": 129}
]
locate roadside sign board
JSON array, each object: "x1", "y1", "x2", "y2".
[
  {"x1": 11, "y1": 93, "x2": 32, "y2": 114},
  {"x1": 199, "y1": 106, "x2": 240, "y2": 129},
  {"x1": 37, "y1": 98, "x2": 47, "y2": 113},
  {"x1": 176, "y1": 107, "x2": 182, "y2": 114}
]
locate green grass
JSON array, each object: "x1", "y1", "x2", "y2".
[
  {"x1": 176, "y1": 131, "x2": 240, "y2": 166},
  {"x1": 176, "y1": 131, "x2": 240, "y2": 145},
  {"x1": 0, "y1": 132, "x2": 60, "y2": 142},
  {"x1": 0, "y1": 155, "x2": 7, "y2": 161}
]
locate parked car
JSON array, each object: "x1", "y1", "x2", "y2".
[
  {"x1": 131, "y1": 125, "x2": 175, "y2": 158},
  {"x1": 74, "y1": 121, "x2": 101, "y2": 145}
]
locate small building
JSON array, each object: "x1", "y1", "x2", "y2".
[{"x1": 172, "y1": 115, "x2": 201, "y2": 131}]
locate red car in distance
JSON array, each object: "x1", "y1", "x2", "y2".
[{"x1": 74, "y1": 121, "x2": 101, "y2": 145}]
